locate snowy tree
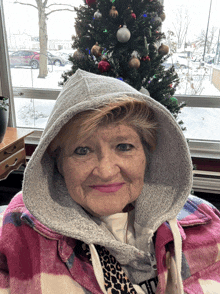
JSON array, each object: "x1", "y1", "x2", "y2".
[
  {"x1": 170, "y1": 7, "x2": 191, "y2": 50},
  {"x1": 196, "y1": 26, "x2": 217, "y2": 55}
]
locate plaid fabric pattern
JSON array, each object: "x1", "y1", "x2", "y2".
[{"x1": 1, "y1": 192, "x2": 220, "y2": 294}]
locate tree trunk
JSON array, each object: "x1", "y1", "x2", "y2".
[{"x1": 38, "y1": 5, "x2": 48, "y2": 78}]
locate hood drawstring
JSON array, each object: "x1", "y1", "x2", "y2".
[{"x1": 168, "y1": 218, "x2": 184, "y2": 294}]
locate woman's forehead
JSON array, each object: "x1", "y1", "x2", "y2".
[{"x1": 63, "y1": 122, "x2": 140, "y2": 148}]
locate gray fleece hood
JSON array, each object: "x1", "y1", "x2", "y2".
[{"x1": 23, "y1": 69, "x2": 193, "y2": 261}]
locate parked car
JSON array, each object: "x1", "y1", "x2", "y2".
[
  {"x1": 9, "y1": 50, "x2": 68, "y2": 69},
  {"x1": 47, "y1": 52, "x2": 67, "y2": 66},
  {"x1": 55, "y1": 49, "x2": 76, "y2": 64},
  {"x1": 9, "y1": 50, "x2": 40, "y2": 69}
]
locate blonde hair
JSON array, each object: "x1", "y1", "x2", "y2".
[{"x1": 48, "y1": 97, "x2": 158, "y2": 157}]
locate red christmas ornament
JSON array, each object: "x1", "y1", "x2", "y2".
[
  {"x1": 141, "y1": 56, "x2": 150, "y2": 61},
  {"x1": 169, "y1": 84, "x2": 173, "y2": 88},
  {"x1": 131, "y1": 12, "x2": 136, "y2": 19},
  {"x1": 86, "y1": 0, "x2": 96, "y2": 6},
  {"x1": 98, "y1": 60, "x2": 111, "y2": 73}
]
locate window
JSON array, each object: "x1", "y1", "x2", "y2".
[
  {"x1": 163, "y1": 0, "x2": 220, "y2": 157},
  {"x1": 163, "y1": 0, "x2": 220, "y2": 95},
  {"x1": 0, "y1": 0, "x2": 220, "y2": 159},
  {"x1": 2, "y1": 0, "x2": 81, "y2": 130}
]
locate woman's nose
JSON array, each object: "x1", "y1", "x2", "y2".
[{"x1": 92, "y1": 152, "x2": 120, "y2": 179}]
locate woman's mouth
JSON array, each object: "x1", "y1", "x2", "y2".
[{"x1": 89, "y1": 183, "x2": 125, "y2": 193}]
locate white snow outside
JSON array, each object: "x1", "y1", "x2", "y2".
[{"x1": 12, "y1": 61, "x2": 220, "y2": 142}]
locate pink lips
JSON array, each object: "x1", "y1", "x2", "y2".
[{"x1": 90, "y1": 183, "x2": 125, "y2": 193}]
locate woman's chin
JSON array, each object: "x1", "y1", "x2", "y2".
[{"x1": 85, "y1": 204, "x2": 127, "y2": 217}]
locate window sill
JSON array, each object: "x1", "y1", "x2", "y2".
[
  {"x1": 25, "y1": 129, "x2": 43, "y2": 145},
  {"x1": 188, "y1": 139, "x2": 220, "y2": 159}
]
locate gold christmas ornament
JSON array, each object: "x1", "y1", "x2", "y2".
[
  {"x1": 128, "y1": 57, "x2": 140, "y2": 69},
  {"x1": 159, "y1": 12, "x2": 166, "y2": 22},
  {"x1": 91, "y1": 42, "x2": 102, "y2": 57},
  {"x1": 158, "y1": 43, "x2": 169, "y2": 56},
  {"x1": 73, "y1": 50, "x2": 84, "y2": 60},
  {"x1": 109, "y1": 6, "x2": 118, "y2": 18}
]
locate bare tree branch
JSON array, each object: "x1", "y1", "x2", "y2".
[
  {"x1": 14, "y1": 1, "x2": 37, "y2": 9},
  {"x1": 46, "y1": 8, "x2": 74, "y2": 16},
  {"x1": 171, "y1": 8, "x2": 191, "y2": 49},
  {"x1": 196, "y1": 26, "x2": 217, "y2": 54},
  {"x1": 46, "y1": 3, "x2": 75, "y2": 9},
  {"x1": 43, "y1": 0, "x2": 49, "y2": 8}
]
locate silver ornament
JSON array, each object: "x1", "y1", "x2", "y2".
[
  {"x1": 140, "y1": 87, "x2": 150, "y2": 96},
  {"x1": 94, "y1": 9, "x2": 102, "y2": 19},
  {"x1": 152, "y1": 16, "x2": 162, "y2": 25},
  {"x1": 131, "y1": 50, "x2": 139, "y2": 58},
  {"x1": 116, "y1": 25, "x2": 131, "y2": 43}
]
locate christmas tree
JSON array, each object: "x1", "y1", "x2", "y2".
[{"x1": 61, "y1": 0, "x2": 185, "y2": 124}]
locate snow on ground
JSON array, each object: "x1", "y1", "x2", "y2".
[
  {"x1": 10, "y1": 64, "x2": 72, "y2": 89},
  {"x1": 178, "y1": 107, "x2": 220, "y2": 141},
  {"x1": 14, "y1": 98, "x2": 56, "y2": 129},
  {"x1": 11, "y1": 63, "x2": 220, "y2": 141}
]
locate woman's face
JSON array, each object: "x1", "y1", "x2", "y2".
[{"x1": 61, "y1": 123, "x2": 146, "y2": 217}]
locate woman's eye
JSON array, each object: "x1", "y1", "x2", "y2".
[
  {"x1": 74, "y1": 147, "x2": 90, "y2": 156},
  {"x1": 117, "y1": 144, "x2": 134, "y2": 152}
]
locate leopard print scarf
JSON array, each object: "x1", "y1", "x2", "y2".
[{"x1": 82, "y1": 243, "x2": 137, "y2": 294}]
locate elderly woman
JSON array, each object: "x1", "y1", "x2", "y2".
[{"x1": 0, "y1": 70, "x2": 220, "y2": 294}]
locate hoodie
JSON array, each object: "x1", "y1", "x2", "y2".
[{"x1": 1, "y1": 69, "x2": 196, "y2": 293}]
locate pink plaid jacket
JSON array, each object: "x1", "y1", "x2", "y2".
[{"x1": 0, "y1": 192, "x2": 220, "y2": 293}]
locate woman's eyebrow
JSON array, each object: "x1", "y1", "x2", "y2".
[{"x1": 113, "y1": 135, "x2": 137, "y2": 141}]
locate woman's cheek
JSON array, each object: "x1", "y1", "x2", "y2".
[
  {"x1": 64, "y1": 157, "x2": 95, "y2": 180},
  {"x1": 129, "y1": 153, "x2": 146, "y2": 172}
]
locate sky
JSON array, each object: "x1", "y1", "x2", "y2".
[
  {"x1": 2, "y1": 0, "x2": 220, "y2": 44},
  {"x1": 163, "y1": 0, "x2": 220, "y2": 41}
]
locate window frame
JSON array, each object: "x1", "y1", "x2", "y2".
[{"x1": 0, "y1": 0, "x2": 16, "y2": 127}]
